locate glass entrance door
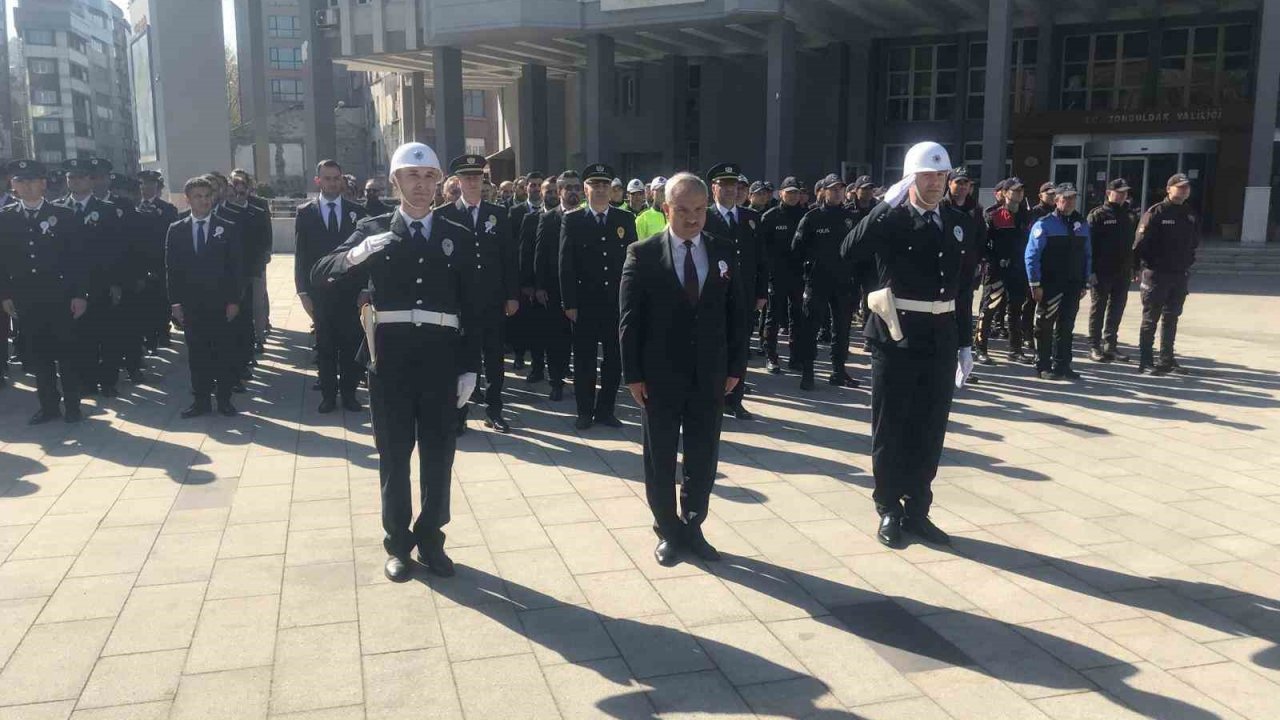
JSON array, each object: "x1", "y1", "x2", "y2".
[{"x1": 1108, "y1": 156, "x2": 1149, "y2": 209}]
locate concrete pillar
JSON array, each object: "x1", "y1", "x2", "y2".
[
  {"x1": 546, "y1": 78, "x2": 568, "y2": 173},
  {"x1": 668, "y1": 55, "x2": 689, "y2": 172},
  {"x1": 1032, "y1": 1, "x2": 1054, "y2": 112},
  {"x1": 409, "y1": 71, "x2": 427, "y2": 144},
  {"x1": 765, "y1": 20, "x2": 796, "y2": 184},
  {"x1": 833, "y1": 42, "x2": 850, "y2": 174},
  {"x1": 979, "y1": 0, "x2": 1014, "y2": 207},
  {"x1": 517, "y1": 64, "x2": 548, "y2": 174},
  {"x1": 399, "y1": 74, "x2": 416, "y2": 144},
  {"x1": 302, "y1": 0, "x2": 337, "y2": 171},
  {"x1": 234, "y1": 0, "x2": 270, "y2": 181},
  {"x1": 584, "y1": 35, "x2": 615, "y2": 166},
  {"x1": 1242, "y1": 0, "x2": 1280, "y2": 245},
  {"x1": 698, "y1": 58, "x2": 724, "y2": 171},
  {"x1": 433, "y1": 46, "x2": 464, "y2": 165},
  {"x1": 847, "y1": 42, "x2": 871, "y2": 169}
]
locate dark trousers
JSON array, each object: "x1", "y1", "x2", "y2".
[
  {"x1": 571, "y1": 309, "x2": 620, "y2": 419},
  {"x1": 799, "y1": 283, "x2": 855, "y2": 377},
  {"x1": 369, "y1": 329, "x2": 459, "y2": 557},
  {"x1": 462, "y1": 304, "x2": 507, "y2": 420},
  {"x1": 119, "y1": 287, "x2": 147, "y2": 373},
  {"x1": 78, "y1": 296, "x2": 127, "y2": 390},
  {"x1": 139, "y1": 278, "x2": 170, "y2": 349},
  {"x1": 520, "y1": 302, "x2": 547, "y2": 373},
  {"x1": 642, "y1": 386, "x2": 725, "y2": 541},
  {"x1": 545, "y1": 298, "x2": 572, "y2": 386},
  {"x1": 183, "y1": 308, "x2": 236, "y2": 403},
  {"x1": 764, "y1": 281, "x2": 802, "y2": 361},
  {"x1": 1089, "y1": 274, "x2": 1130, "y2": 351},
  {"x1": 22, "y1": 303, "x2": 81, "y2": 411},
  {"x1": 1, "y1": 308, "x2": 10, "y2": 378},
  {"x1": 234, "y1": 285, "x2": 255, "y2": 370},
  {"x1": 507, "y1": 304, "x2": 528, "y2": 359},
  {"x1": 1034, "y1": 286, "x2": 1083, "y2": 373},
  {"x1": 976, "y1": 272, "x2": 1031, "y2": 354},
  {"x1": 314, "y1": 296, "x2": 363, "y2": 401},
  {"x1": 1138, "y1": 269, "x2": 1189, "y2": 367},
  {"x1": 870, "y1": 343, "x2": 955, "y2": 518}
]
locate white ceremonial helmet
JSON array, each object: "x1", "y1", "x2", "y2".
[
  {"x1": 883, "y1": 141, "x2": 952, "y2": 207},
  {"x1": 649, "y1": 176, "x2": 668, "y2": 190},
  {"x1": 388, "y1": 142, "x2": 442, "y2": 179}
]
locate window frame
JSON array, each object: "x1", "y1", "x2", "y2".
[
  {"x1": 884, "y1": 43, "x2": 959, "y2": 122},
  {"x1": 270, "y1": 78, "x2": 304, "y2": 103},
  {"x1": 462, "y1": 89, "x2": 486, "y2": 118},
  {"x1": 33, "y1": 89, "x2": 61, "y2": 106},
  {"x1": 267, "y1": 15, "x2": 301, "y2": 39},
  {"x1": 269, "y1": 46, "x2": 303, "y2": 71},
  {"x1": 1158, "y1": 24, "x2": 1253, "y2": 108},
  {"x1": 1059, "y1": 31, "x2": 1149, "y2": 111},
  {"x1": 25, "y1": 29, "x2": 56, "y2": 46}
]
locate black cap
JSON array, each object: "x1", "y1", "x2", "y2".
[
  {"x1": 1054, "y1": 182, "x2": 1078, "y2": 197},
  {"x1": 62, "y1": 158, "x2": 94, "y2": 175},
  {"x1": 137, "y1": 170, "x2": 164, "y2": 183},
  {"x1": 736, "y1": 174, "x2": 749, "y2": 186},
  {"x1": 109, "y1": 172, "x2": 137, "y2": 191},
  {"x1": 524, "y1": 171, "x2": 545, "y2": 182},
  {"x1": 947, "y1": 167, "x2": 971, "y2": 182},
  {"x1": 1107, "y1": 178, "x2": 1131, "y2": 192},
  {"x1": 993, "y1": 179, "x2": 1008, "y2": 192},
  {"x1": 706, "y1": 162, "x2": 742, "y2": 184},
  {"x1": 748, "y1": 181, "x2": 768, "y2": 194},
  {"x1": 851, "y1": 175, "x2": 874, "y2": 189},
  {"x1": 779, "y1": 176, "x2": 803, "y2": 192},
  {"x1": 1167, "y1": 173, "x2": 1190, "y2": 187},
  {"x1": 582, "y1": 163, "x2": 615, "y2": 182},
  {"x1": 6, "y1": 158, "x2": 48, "y2": 180},
  {"x1": 1004, "y1": 176, "x2": 1024, "y2": 190},
  {"x1": 448, "y1": 154, "x2": 486, "y2": 175},
  {"x1": 815, "y1": 173, "x2": 845, "y2": 191},
  {"x1": 1039, "y1": 181, "x2": 1056, "y2": 193},
  {"x1": 88, "y1": 157, "x2": 113, "y2": 175}
]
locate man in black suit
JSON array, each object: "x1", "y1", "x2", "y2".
[
  {"x1": 363, "y1": 178, "x2": 394, "y2": 216},
  {"x1": 166, "y1": 176, "x2": 245, "y2": 418},
  {"x1": 560, "y1": 163, "x2": 637, "y2": 430},
  {"x1": 619, "y1": 172, "x2": 748, "y2": 566},
  {"x1": 506, "y1": 172, "x2": 544, "y2": 370},
  {"x1": 535, "y1": 172, "x2": 580, "y2": 402},
  {"x1": 295, "y1": 160, "x2": 369, "y2": 413},
  {"x1": 225, "y1": 170, "x2": 273, "y2": 379},
  {"x1": 703, "y1": 162, "x2": 767, "y2": 420},
  {"x1": 516, "y1": 177, "x2": 558, "y2": 384},
  {"x1": 137, "y1": 171, "x2": 180, "y2": 352}
]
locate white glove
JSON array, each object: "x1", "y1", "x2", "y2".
[
  {"x1": 456, "y1": 372, "x2": 477, "y2": 409},
  {"x1": 346, "y1": 232, "x2": 395, "y2": 266},
  {"x1": 955, "y1": 347, "x2": 974, "y2": 389}
]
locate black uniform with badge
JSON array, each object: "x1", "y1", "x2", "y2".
[
  {"x1": 792, "y1": 175, "x2": 860, "y2": 388},
  {"x1": 506, "y1": 173, "x2": 544, "y2": 368},
  {"x1": 535, "y1": 203, "x2": 573, "y2": 396},
  {"x1": 0, "y1": 160, "x2": 89, "y2": 421},
  {"x1": 559, "y1": 164, "x2": 637, "y2": 427},
  {"x1": 136, "y1": 172, "x2": 181, "y2": 351},
  {"x1": 515, "y1": 198, "x2": 556, "y2": 381},
  {"x1": 976, "y1": 180, "x2": 1034, "y2": 361},
  {"x1": 1086, "y1": 179, "x2": 1138, "y2": 360},
  {"x1": 760, "y1": 178, "x2": 806, "y2": 370},
  {"x1": 1133, "y1": 175, "x2": 1199, "y2": 372}
]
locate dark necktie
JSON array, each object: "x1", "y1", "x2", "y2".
[
  {"x1": 326, "y1": 202, "x2": 337, "y2": 232},
  {"x1": 26, "y1": 209, "x2": 37, "y2": 223},
  {"x1": 196, "y1": 220, "x2": 207, "y2": 253},
  {"x1": 726, "y1": 211, "x2": 736, "y2": 233},
  {"x1": 683, "y1": 241, "x2": 699, "y2": 305},
  {"x1": 75, "y1": 202, "x2": 85, "y2": 219},
  {"x1": 409, "y1": 220, "x2": 424, "y2": 241},
  {"x1": 597, "y1": 213, "x2": 605, "y2": 228},
  {"x1": 923, "y1": 210, "x2": 937, "y2": 230},
  {"x1": 468, "y1": 206, "x2": 479, "y2": 232}
]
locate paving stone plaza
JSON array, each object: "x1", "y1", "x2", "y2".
[{"x1": 0, "y1": 260, "x2": 1278, "y2": 720}]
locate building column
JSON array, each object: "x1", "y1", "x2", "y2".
[
  {"x1": 302, "y1": 0, "x2": 336, "y2": 172},
  {"x1": 668, "y1": 55, "x2": 689, "y2": 172},
  {"x1": 234, "y1": 0, "x2": 270, "y2": 181},
  {"x1": 517, "y1": 63, "x2": 548, "y2": 174},
  {"x1": 979, "y1": 0, "x2": 1014, "y2": 207},
  {"x1": 765, "y1": 19, "x2": 796, "y2": 183},
  {"x1": 410, "y1": 71, "x2": 427, "y2": 144},
  {"x1": 833, "y1": 42, "x2": 850, "y2": 173},
  {"x1": 584, "y1": 34, "x2": 615, "y2": 166},
  {"x1": 847, "y1": 41, "x2": 871, "y2": 172},
  {"x1": 1242, "y1": 0, "x2": 1280, "y2": 245},
  {"x1": 1032, "y1": 0, "x2": 1054, "y2": 112},
  {"x1": 433, "y1": 46, "x2": 464, "y2": 165},
  {"x1": 546, "y1": 77, "x2": 567, "y2": 172},
  {"x1": 399, "y1": 74, "x2": 415, "y2": 144}
]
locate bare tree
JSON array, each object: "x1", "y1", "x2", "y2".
[{"x1": 226, "y1": 46, "x2": 242, "y2": 128}]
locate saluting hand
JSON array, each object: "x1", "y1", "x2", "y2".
[{"x1": 627, "y1": 382, "x2": 647, "y2": 409}]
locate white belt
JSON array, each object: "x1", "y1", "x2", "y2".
[
  {"x1": 375, "y1": 309, "x2": 460, "y2": 329},
  {"x1": 896, "y1": 298, "x2": 955, "y2": 314}
]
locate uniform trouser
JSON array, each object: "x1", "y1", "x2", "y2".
[
  {"x1": 764, "y1": 281, "x2": 802, "y2": 361},
  {"x1": 314, "y1": 296, "x2": 363, "y2": 401},
  {"x1": 78, "y1": 296, "x2": 127, "y2": 390},
  {"x1": 571, "y1": 309, "x2": 620, "y2": 419},
  {"x1": 251, "y1": 275, "x2": 269, "y2": 339},
  {"x1": 1138, "y1": 269, "x2": 1189, "y2": 367},
  {"x1": 1034, "y1": 285, "x2": 1083, "y2": 373},
  {"x1": 463, "y1": 304, "x2": 507, "y2": 419},
  {"x1": 975, "y1": 272, "x2": 1031, "y2": 354},
  {"x1": 507, "y1": 306, "x2": 527, "y2": 359},
  {"x1": 870, "y1": 343, "x2": 955, "y2": 518},
  {"x1": 1, "y1": 309, "x2": 10, "y2": 377},
  {"x1": 370, "y1": 328, "x2": 460, "y2": 557},
  {"x1": 119, "y1": 287, "x2": 148, "y2": 373},
  {"x1": 234, "y1": 286, "x2": 255, "y2": 371},
  {"x1": 799, "y1": 283, "x2": 855, "y2": 377},
  {"x1": 184, "y1": 309, "x2": 236, "y2": 403},
  {"x1": 1088, "y1": 273, "x2": 1130, "y2": 350},
  {"x1": 544, "y1": 299, "x2": 572, "y2": 386},
  {"x1": 22, "y1": 303, "x2": 81, "y2": 411},
  {"x1": 514, "y1": 301, "x2": 546, "y2": 373},
  {"x1": 137, "y1": 278, "x2": 168, "y2": 349},
  {"x1": 642, "y1": 385, "x2": 725, "y2": 541}
]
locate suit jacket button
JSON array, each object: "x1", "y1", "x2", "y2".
[{"x1": 416, "y1": 278, "x2": 423, "y2": 284}]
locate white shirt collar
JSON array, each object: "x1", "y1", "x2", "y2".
[
  {"x1": 320, "y1": 195, "x2": 343, "y2": 216},
  {"x1": 670, "y1": 229, "x2": 702, "y2": 248},
  {"x1": 715, "y1": 203, "x2": 736, "y2": 218},
  {"x1": 71, "y1": 193, "x2": 93, "y2": 207},
  {"x1": 908, "y1": 199, "x2": 940, "y2": 218},
  {"x1": 192, "y1": 214, "x2": 212, "y2": 224},
  {"x1": 20, "y1": 199, "x2": 45, "y2": 213},
  {"x1": 397, "y1": 206, "x2": 430, "y2": 229}
]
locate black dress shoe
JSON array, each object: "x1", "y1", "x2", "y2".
[
  {"x1": 1139, "y1": 364, "x2": 1164, "y2": 375},
  {"x1": 726, "y1": 404, "x2": 754, "y2": 421},
  {"x1": 574, "y1": 416, "x2": 593, "y2": 430},
  {"x1": 684, "y1": 528, "x2": 721, "y2": 562},
  {"x1": 1036, "y1": 370, "x2": 1055, "y2": 380},
  {"x1": 29, "y1": 408, "x2": 61, "y2": 425},
  {"x1": 902, "y1": 515, "x2": 951, "y2": 545},
  {"x1": 417, "y1": 546, "x2": 456, "y2": 577},
  {"x1": 217, "y1": 401, "x2": 239, "y2": 417},
  {"x1": 100, "y1": 385, "x2": 119, "y2": 398},
  {"x1": 1055, "y1": 368, "x2": 1082, "y2": 381},
  {"x1": 1165, "y1": 361, "x2": 1190, "y2": 375},
  {"x1": 594, "y1": 414, "x2": 623, "y2": 428},
  {"x1": 1089, "y1": 347, "x2": 1110, "y2": 362},
  {"x1": 828, "y1": 373, "x2": 860, "y2": 388},
  {"x1": 484, "y1": 415, "x2": 510, "y2": 433},
  {"x1": 318, "y1": 398, "x2": 338, "y2": 414},
  {"x1": 341, "y1": 396, "x2": 363, "y2": 413},
  {"x1": 128, "y1": 370, "x2": 145, "y2": 384},
  {"x1": 975, "y1": 351, "x2": 995, "y2": 365},
  {"x1": 799, "y1": 375, "x2": 815, "y2": 391},
  {"x1": 654, "y1": 539, "x2": 680, "y2": 566},
  {"x1": 231, "y1": 381, "x2": 247, "y2": 394},
  {"x1": 1110, "y1": 349, "x2": 1130, "y2": 362},
  {"x1": 766, "y1": 358, "x2": 782, "y2": 374},
  {"x1": 181, "y1": 403, "x2": 211, "y2": 419},
  {"x1": 525, "y1": 368, "x2": 545, "y2": 384},
  {"x1": 63, "y1": 405, "x2": 83, "y2": 423},
  {"x1": 877, "y1": 515, "x2": 903, "y2": 548},
  {"x1": 549, "y1": 385, "x2": 564, "y2": 401},
  {"x1": 384, "y1": 555, "x2": 413, "y2": 583}
]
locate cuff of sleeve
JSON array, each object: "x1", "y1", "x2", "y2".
[{"x1": 1029, "y1": 281, "x2": 1040, "y2": 288}]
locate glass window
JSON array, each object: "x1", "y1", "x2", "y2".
[
  {"x1": 883, "y1": 43, "x2": 959, "y2": 122},
  {"x1": 68, "y1": 33, "x2": 88, "y2": 53},
  {"x1": 269, "y1": 47, "x2": 302, "y2": 70},
  {"x1": 1158, "y1": 24, "x2": 1254, "y2": 107},
  {"x1": 882, "y1": 144, "x2": 908, "y2": 185},
  {"x1": 1059, "y1": 32, "x2": 1148, "y2": 111},
  {"x1": 33, "y1": 89, "x2": 60, "y2": 106},
  {"x1": 270, "y1": 79, "x2": 303, "y2": 102},
  {"x1": 26, "y1": 29, "x2": 55, "y2": 46},
  {"x1": 28, "y1": 59, "x2": 57, "y2": 74},
  {"x1": 268, "y1": 15, "x2": 301, "y2": 39},
  {"x1": 37, "y1": 150, "x2": 65, "y2": 164},
  {"x1": 70, "y1": 63, "x2": 89, "y2": 82},
  {"x1": 463, "y1": 89, "x2": 486, "y2": 118},
  {"x1": 465, "y1": 137, "x2": 486, "y2": 156},
  {"x1": 967, "y1": 37, "x2": 1037, "y2": 119},
  {"x1": 34, "y1": 118, "x2": 61, "y2": 134}
]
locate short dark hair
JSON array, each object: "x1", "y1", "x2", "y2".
[
  {"x1": 183, "y1": 177, "x2": 214, "y2": 195},
  {"x1": 207, "y1": 170, "x2": 227, "y2": 181},
  {"x1": 556, "y1": 170, "x2": 580, "y2": 190},
  {"x1": 230, "y1": 168, "x2": 253, "y2": 183},
  {"x1": 316, "y1": 159, "x2": 342, "y2": 175}
]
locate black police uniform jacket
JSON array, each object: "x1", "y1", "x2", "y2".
[
  {"x1": 760, "y1": 203, "x2": 806, "y2": 290},
  {"x1": 309, "y1": 209, "x2": 482, "y2": 376},
  {"x1": 983, "y1": 203, "x2": 1031, "y2": 288},
  {"x1": 792, "y1": 204, "x2": 857, "y2": 290},
  {"x1": 704, "y1": 206, "x2": 767, "y2": 303},
  {"x1": 0, "y1": 201, "x2": 87, "y2": 308},
  {"x1": 54, "y1": 195, "x2": 131, "y2": 293},
  {"x1": 1086, "y1": 201, "x2": 1138, "y2": 279},
  {"x1": 165, "y1": 214, "x2": 245, "y2": 312},
  {"x1": 224, "y1": 200, "x2": 273, "y2": 279},
  {"x1": 559, "y1": 205, "x2": 637, "y2": 313},
  {"x1": 534, "y1": 207, "x2": 567, "y2": 303},
  {"x1": 294, "y1": 199, "x2": 369, "y2": 300},
  {"x1": 1134, "y1": 199, "x2": 1198, "y2": 274},
  {"x1": 136, "y1": 197, "x2": 180, "y2": 288},
  {"x1": 446, "y1": 198, "x2": 517, "y2": 309},
  {"x1": 518, "y1": 203, "x2": 555, "y2": 290},
  {"x1": 840, "y1": 201, "x2": 981, "y2": 353}
]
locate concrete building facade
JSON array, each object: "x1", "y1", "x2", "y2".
[
  {"x1": 328, "y1": 0, "x2": 1279, "y2": 244},
  {"x1": 11, "y1": 0, "x2": 137, "y2": 171}
]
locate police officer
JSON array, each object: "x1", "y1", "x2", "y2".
[
  {"x1": 364, "y1": 178, "x2": 394, "y2": 216},
  {"x1": 516, "y1": 177, "x2": 558, "y2": 384},
  {"x1": 1087, "y1": 178, "x2": 1138, "y2": 363},
  {"x1": 535, "y1": 172, "x2": 580, "y2": 402},
  {"x1": 0, "y1": 159, "x2": 88, "y2": 422},
  {"x1": 625, "y1": 179, "x2": 648, "y2": 214},
  {"x1": 507, "y1": 172, "x2": 545, "y2": 371},
  {"x1": 560, "y1": 163, "x2": 637, "y2": 429},
  {"x1": 747, "y1": 181, "x2": 773, "y2": 214},
  {"x1": 840, "y1": 142, "x2": 981, "y2": 548},
  {"x1": 105, "y1": 172, "x2": 151, "y2": 382},
  {"x1": 1134, "y1": 173, "x2": 1199, "y2": 375},
  {"x1": 760, "y1": 176, "x2": 806, "y2": 373},
  {"x1": 225, "y1": 170, "x2": 272, "y2": 377},
  {"x1": 793, "y1": 174, "x2": 860, "y2": 390},
  {"x1": 137, "y1": 171, "x2": 179, "y2": 352},
  {"x1": 449, "y1": 154, "x2": 517, "y2": 434},
  {"x1": 634, "y1": 177, "x2": 668, "y2": 239},
  {"x1": 975, "y1": 177, "x2": 1035, "y2": 365},
  {"x1": 846, "y1": 176, "x2": 878, "y2": 333},
  {"x1": 609, "y1": 178, "x2": 627, "y2": 211},
  {"x1": 312, "y1": 142, "x2": 481, "y2": 582},
  {"x1": 704, "y1": 163, "x2": 767, "y2": 420},
  {"x1": 1026, "y1": 183, "x2": 1094, "y2": 381},
  {"x1": 1030, "y1": 182, "x2": 1056, "y2": 221}
]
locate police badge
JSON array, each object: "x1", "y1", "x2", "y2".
[
  {"x1": 748, "y1": 219, "x2": 756, "y2": 230},
  {"x1": 615, "y1": 226, "x2": 625, "y2": 239},
  {"x1": 845, "y1": 218, "x2": 853, "y2": 228},
  {"x1": 953, "y1": 225, "x2": 964, "y2": 242},
  {"x1": 442, "y1": 238, "x2": 454, "y2": 256}
]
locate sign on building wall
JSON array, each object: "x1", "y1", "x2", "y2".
[
  {"x1": 130, "y1": 23, "x2": 158, "y2": 164},
  {"x1": 600, "y1": 0, "x2": 703, "y2": 10}
]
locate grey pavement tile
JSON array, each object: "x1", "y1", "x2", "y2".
[
  {"x1": 285, "y1": 526, "x2": 354, "y2": 567},
  {"x1": 769, "y1": 614, "x2": 920, "y2": 707},
  {"x1": 828, "y1": 601, "x2": 973, "y2": 675},
  {"x1": 908, "y1": 666, "x2": 1052, "y2": 720},
  {"x1": 269, "y1": 622, "x2": 363, "y2": 715},
  {"x1": 577, "y1": 569, "x2": 669, "y2": 619},
  {"x1": 1084, "y1": 661, "x2": 1248, "y2": 720},
  {"x1": 476, "y1": 513, "x2": 552, "y2": 552},
  {"x1": 66, "y1": 524, "x2": 160, "y2": 579},
  {"x1": 77, "y1": 649, "x2": 186, "y2": 710},
  {"x1": 707, "y1": 556, "x2": 830, "y2": 621},
  {"x1": 0, "y1": 618, "x2": 113, "y2": 706},
  {"x1": 159, "y1": 507, "x2": 231, "y2": 536},
  {"x1": 278, "y1": 562, "x2": 357, "y2": 628},
  {"x1": 737, "y1": 677, "x2": 849, "y2": 719},
  {"x1": 451, "y1": 654, "x2": 560, "y2": 720},
  {"x1": 9, "y1": 512, "x2": 105, "y2": 560},
  {"x1": 216, "y1": 521, "x2": 288, "y2": 559},
  {"x1": 651, "y1": 575, "x2": 754, "y2": 627},
  {"x1": 1032, "y1": 691, "x2": 1150, "y2": 720},
  {"x1": 1109, "y1": 587, "x2": 1252, "y2": 643},
  {"x1": 922, "y1": 611, "x2": 1090, "y2": 699},
  {"x1": 840, "y1": 553, "x2": 974, "y2": 617},
  {"x1": 103, "y1": 581, "x2": 206, "y2": 656},
  {"x1": 362, "y1": 648, "x2": 460, "y2": 720},
  {"x1": 0, "y1": 597, "x2": 45, "y2": 668},
  {"x1": 541, "y1": 657, "x2": 656, "y2": 720},
  {"x1": 847, "y1": 697, "x2": 954, "y2": 720},
  {"x1": 0, "y1": 556, "x2": 75, "y2": 601},
  {"x1": 493, "y1": 547, "x2": 587, "y2": 610},
  {"x1": 518, "y1": 604, "x2": 618, "y2": 666},
  {"x1": 1091, "y1": 617, "x2": 1229, "y2": 670},
  {"x1": 35, "y1": 573, "x2": 135, "y2": 624},
  {"x1": 526, "y1": 493, "x2": 597, "y2": 526},
  {"x1": 731, "y1": 518, "x2": 842, "y2": 571},
  {"x1": 604, "y1": 612, "x2": 714, "y2": 679},
  {"x1": 135, "y1": 529, "x2": 221, "y2": 586},
  {"x1": 644, "y1": 670, "x2": 755, "y2": 719},
  {"x1": 1018, "y1": 617, "x2": 1142, "y2": 670},
  {"x1": 100, "y1": 497, "x2": 178, "y2": 528},
  {"x1": 438, "y1": 600, "x2": 530, "y2": 662},
  {"x1": 1170, "y1": 661, "x2": 1280, "y2": 720},
  {"x1": 691, "y1": 619, "x2": 808, "y2": 686},
  {"x1": 0, "y1": 701, "x2": 76, "y2": 720},
  {"x1": 919, "y1": 559, "x2": 1066, "y2": 624},
  {"x1": 206, "y1": 554, "x2": 285, "y2": 599},
  {"x1": 186, "y1": 594, "x2": 279, "y2": 673},
  {"x1": 169, "y1": 667, "x2": 271, "y2": 720},
  {"x1": 545, "y1": 521, "x2": 634, "y2": 575},
  {"x1": 68, "y1": 703, "x2": 172, "y2": 719},
  {"x1": 356, "y1": 581, "x2": 443, "y2": 654}
]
